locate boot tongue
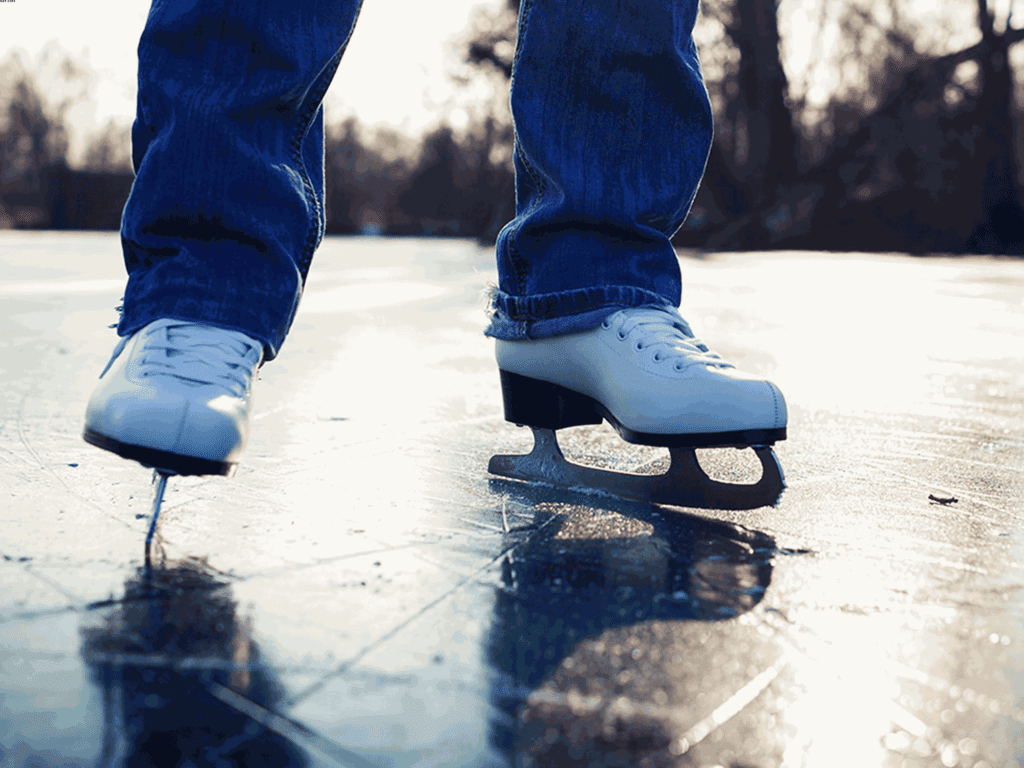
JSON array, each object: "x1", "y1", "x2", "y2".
[{"x1": 151, "y1": 325, "x2": 250, "y2": 390}]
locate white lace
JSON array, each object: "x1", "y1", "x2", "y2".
[
  {"x1": 602, "y1": 307, "x2": 733, "y2": 371},
  {"x1": 137, "y1": 323, "x2": 261, "y2": 394}
]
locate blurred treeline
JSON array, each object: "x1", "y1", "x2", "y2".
[{"x1": 2, "y1": 0, "x2": 1024, "y2": 253}]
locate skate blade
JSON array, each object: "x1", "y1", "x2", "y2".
[
  {"x1": 142, "y1": 470, "x2": 169, "y2": 569},
  {"x1": 488, "y1": 428, "x2": 785, "y2": 511}
]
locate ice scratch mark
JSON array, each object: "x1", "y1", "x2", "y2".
[
  {"x1": 886, "y1": 659, "x2": 950, "y2": 692},
  {"x1": 18, "y1": 565, "x2": 85, "y2": 606},
  {"x1": 15, "y1": 392, "x2": 132, "y2": 527},
  {"x1": 209, "y1": 682, "x2": 379, "y2": 768},
  {"x1": 219, "y1": 542, "x2": 432, "y2": 582},
  {"x1": 0, "y1": 436, "x2": 37, "y2": 473},
  {"x1": 285, "y1": 513, "x2": 561, "y2": 707},
  {"x1": 886, "y1": 660, "x2": 1024, "y2": 723},
  {"x1": 672, "y1": 665, "x2": 780, "y2": 755},
  {"x1": 760, "y1": 611, "x2": 1017, "y2": 739},
  {"x1": 859, "y1": 457, "x2": 1015, "y2": 518},
  {"x1": 883, "y1": 700, "x2": 927, "y2": 737}
]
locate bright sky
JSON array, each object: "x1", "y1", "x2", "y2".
[{"x1": 0, "y1": 0, "x2": 500, "y2": 162}]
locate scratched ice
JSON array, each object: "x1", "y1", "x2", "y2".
[{"x1": 2, "y1": 233, "x2": 1024, "y2": 766}]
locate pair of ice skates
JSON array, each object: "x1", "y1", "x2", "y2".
[{"x1": 83, "y1": 307, "x2": 786, "y2": 524}]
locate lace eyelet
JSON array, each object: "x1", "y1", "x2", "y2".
[
  {"x1": 601, "y1": 320, "x2": 611, "y2": 329},
  {"x1": 634, "y1": 341, "x2": 643, "y2": 351},
  {"x1": 617, "y1": 332, "x2": 627, "y2": 341},
  {"x1": 653, "y1": 354, "x2": 661, "y2": 362}
]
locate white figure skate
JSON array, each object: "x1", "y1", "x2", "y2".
[
  {"x1": 83, "y1": 319, "x2": 263, "y2": 558},
  {"x1": 488, "y1": 307, "x2": 786, "y2": 510}
]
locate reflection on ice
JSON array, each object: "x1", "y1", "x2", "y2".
[
  {"x1": 81, "y1": 558, "x2": 314, "y2": 767},
  {"x1": 486, "y1": 492, "x2": 777, "y2": 764}
]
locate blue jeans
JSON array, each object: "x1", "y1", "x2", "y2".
[{"x1": 120, "y1": 0, "x2": 712, "y2": 358}]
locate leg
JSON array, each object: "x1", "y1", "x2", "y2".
[
  {"x1": 121, "y1": 0, "x2": 364, "y2": 359},
  {"x1": 85, "y1": 0, "x2": 363, "y2": 482},
  {"x1": 488, "y1": 0, "x2": 712, "y2": 341},
  {"x1": 486, "y1": 0, "x2": 787, "y2": 508}
]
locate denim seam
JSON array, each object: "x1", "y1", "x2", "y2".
[
  {"x1": 507, "y1": 0, "x2": 545, "y2": 303},
  {"x1": 290, "y1": 60, "x2": 334, "y2": 279},
  {"x1": 509, "y1": 142, "x2": 545, "y2": 300},
  {"x1": 291, "y1": 1, "x2": 365, "y2": 279}
]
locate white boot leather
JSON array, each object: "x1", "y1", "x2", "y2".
[
  {"x1": 84, "y1": 319, "x2": 263, "y2": 474},
  {"x1": 495, "y1": 306, "x2": 786, "y2": 440}
]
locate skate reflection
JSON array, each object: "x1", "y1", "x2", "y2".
[
  {"x1": 487, "y1": 482, "x2": 776, "y2": 765},
  {"x1": 81, "y1": 558, "x2": 310, "y2": 768}
]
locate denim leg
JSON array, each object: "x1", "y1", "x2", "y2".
[
  {"x1": 487, "y1": 0, "x2": 713, "y2": 341},
  {"x1": 119, "y1": 0, "x2": 363, "y2": 360}
]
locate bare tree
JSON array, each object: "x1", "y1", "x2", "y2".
[
  {"x1": 324, "y1": 117, "x2": 416, "y2": 234},
  {"x1": 463, "y1": 0, "x2": 518, "y2": 81},
  {"x1": 0, "y1": 51, "x2": 87, "y2": 227},
  {"x1": 83, "y1": 120, "x2": 133, "y2": 174},
  {"x1": 451, "y1": 0, "x2": 518, "y2": 241},
  {"x1": 0, "y1": 55, "x2": 71, "y2": 197},
  {"x1": 712, "y1": 0, "x2": 800, "y2": 205},
  {"x1": 970, "y1": 0, "x2": 1024, "y2": 248}
]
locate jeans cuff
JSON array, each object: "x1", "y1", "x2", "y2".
[{"x1": 485, "y1": 285, "x2": 674, "y2": 340}]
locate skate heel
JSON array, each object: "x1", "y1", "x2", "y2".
[{"x1": 498, "y1": 370, "x2": 603, "y2": 430}]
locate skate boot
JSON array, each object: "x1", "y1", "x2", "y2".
[
  {"x1": 488, "y1": 306, "x2": 787, "y2": 510},
  {"x1": 84, "y1": 319, "x2": 263, "y2": 559},
  {"x1": 84, "y1": 318, "x2": 263, "y2": 476}
]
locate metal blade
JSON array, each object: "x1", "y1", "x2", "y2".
[
  {"x1": 488, "y1": 428, "x2": 785, "y2": 511},
  {"x1": 145, "y1": 470, "x2": 171, "y2": 568}
]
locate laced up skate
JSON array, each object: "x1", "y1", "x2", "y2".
[
  {"x1": 84, "y1": 319, "x2": 263, "y2": 555},
  {"x1": 488, "y1": 306, "x2": 787, "y2": 510}
]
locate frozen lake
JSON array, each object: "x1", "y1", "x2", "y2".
[{"x1": 2, "y1": 231, "x2": 1024, "y2": 766}]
